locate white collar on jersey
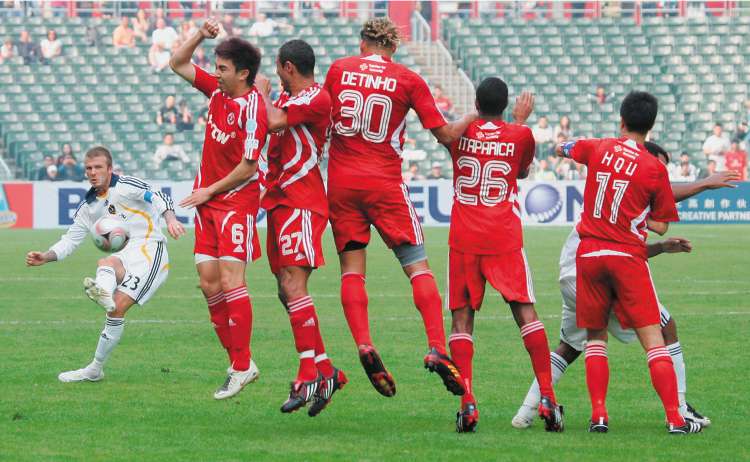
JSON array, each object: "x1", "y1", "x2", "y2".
[
  {"x1": 479, "y1": 121, "x2": 501, "y2": 130},
  {"x1": 362, "y1": 54, "x2": 390, "y2": 63}
]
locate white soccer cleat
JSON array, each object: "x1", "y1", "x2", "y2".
[
  {"x1": 83, "y1": 277, "x2": 116, "y2": 312},
  {"x1": 58, "y1": 366, "x2": 104, "y2": 383},
  {"x1": 682, "y1": 403, "x2": 711, "y2": 427},
  {"x1": 213, "y1": 360, "x2": 260, "y2": 400},
  {"x1": 511, "y1": 405, "x2": 537, "y2": 429}
]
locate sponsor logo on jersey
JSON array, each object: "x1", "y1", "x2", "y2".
[
  {"x1": 525, "y1": 184, "x2": 563, "y2": 223},
  {"x1": 207, "y1": 113, "x2": 235, "y2": 145}
]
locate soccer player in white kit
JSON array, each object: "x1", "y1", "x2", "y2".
[{"x1": 26, "y1": 146, "x2": 185, "y2": 382}]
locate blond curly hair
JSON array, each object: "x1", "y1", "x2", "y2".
[{"x1": 360, "y1": 17, "x2": 402, "y2": 49}]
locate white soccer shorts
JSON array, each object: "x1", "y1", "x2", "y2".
[{"x1": 112, "y1": 240, "x2": 169, "y2": 306}]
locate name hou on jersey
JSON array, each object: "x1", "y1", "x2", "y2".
[{"x1": 49, "y1": 175, "x2": 173, "y2": 260}]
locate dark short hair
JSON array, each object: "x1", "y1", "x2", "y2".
[
  {"x1": 85, "y1": 146, "x2": 113, "y2": 167},
  {"x1": 278, "y1": 39, "x2": 315, "y2": 77},
  {"x1": 475, "y1": 77, "x2": 508, "y2": 117},
  {"x1": 714, "y1": 122, "x2": 722, "y2": 128},
  {"x1": 644, "y1": 141, "x2": 670, "y2": 163},
  {"x1": 215, "y1": 37, "x2": 262, "y2": 85},
  {"x1": 620, "y1": 91, "x2": 658, "y2": 135}
]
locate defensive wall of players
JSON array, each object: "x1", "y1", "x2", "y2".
[{"x1": 1, "y1": 179, "x2": 748, "y2": 229}]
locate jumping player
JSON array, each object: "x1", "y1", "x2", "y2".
[
  {"x1": 446, "y1": 77, "x2": 563, "y2": 433},
  {"x1": 512, "y1": 145, "x2": 739, "y2": 429},
  {"x1": 255, "y1": 39, "x2": 347, "y2": 416},
  {"x1": 323, "y1": 17, "x2": 475, "y2": 398},
  {"x1": 170, "y1": 19, "x2": 268, "y2": 399},
  {"x1": 26, "y1": 146, "x2": 185, "y2": 382},
  {"x1": 557, "y1": 91, "x2": 700, "y2": 434}
]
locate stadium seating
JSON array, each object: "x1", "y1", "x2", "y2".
[{"x1": 443, "y1": 15, "x2": 750, "y2": 166}]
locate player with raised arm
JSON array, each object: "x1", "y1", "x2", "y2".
[
  {"x1": 255, "y1": 39, "x2": 347, "y2": 416},
  {"x1": 511, "y1": 144, "x2": 739, "y2": 430},
  {"x1": 555, "y1": 91, "x2": 701, "y2": 435},
  {"x1": 170, "y1": 19, "x2": 268, "y2": 400},
  {"x1": 26, "y1": 146, "x2": 185, "y2": 382},
  {"x1": 324, "y1": 17, "x2": 475, "y2": 399},
  {"x1": 446, "y1": 77, "x2": 563, "y2": 433}
]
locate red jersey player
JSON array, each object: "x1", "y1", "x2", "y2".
[
  {"x1": 324, "y1": 18, "x2": 475, "y2": 399},
  {"x1": 255, "y1": 39, "x2": 347, "y2": 416},
  {"x1": 170, "y1": 20, "x2": 268, "y2": 400},
  {"x1": 559, "y1": 91, "x2": 701, "y2": 434},
  {"x1": 447, "y1": 77, "x2": 563, "y2": 433}
]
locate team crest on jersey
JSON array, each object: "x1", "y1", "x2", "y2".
[
  {"x1": 108, "y1": 204, "x2": 116, "y2": 215},
  {"x1": 227, "y1": 113, "x2": 235, "y2": 125}
]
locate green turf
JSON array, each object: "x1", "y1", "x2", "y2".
[{"x1": 1, "y1": 226, "x2": 748, "y2": 461}]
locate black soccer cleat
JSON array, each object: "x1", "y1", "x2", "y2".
[
  {"x1": 280, "y1": 377, "x2": 321, "y2": 414},
  {"x1": 588, "y1": 417, "x2": 609, "y2": 433},
  {"x1": 539, "y1": 396, "x2": 564, "y2": 432},
  {"x1": 455, "y1": 402, "x2": 479, "y2": 433},
  {"x1": 424, "y1": 347, "x2": 465, "y2": 396},
  {"x1": 668, "y1": 420, "x2": 703, "y2": 435},
  {"x1": 358, "y1": 345, "x2": 396, "y2": 397},
  {"x1": 308, "y1": 368, "x2": 348, "y2": 417}
]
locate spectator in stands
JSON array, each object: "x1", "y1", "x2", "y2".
[
  {"x1": 533, "y1": 115, "x2": 555, "y2": 158},
  {"x1": 57, "y1": 143, "x2": 74, "y2": 166},
  {"x1": 153, "y1": 7, "x2": 170, "y2": 29},
  {"x1": 433, "y1": 85, "x2": 455, "y2": 120},
  {"x1": 112, "y1": 17, "x2": 136, "y2": 48},
  {"x1": 591, "y1": 85, "x2": 613, "y2": 106},
  {"x1": 725, "y1": 141, "x2": 748, "y2": 181},
  {"x1": 669, "y1": 152, "x2": 698, "y2": 180},
  {"x1": 534, "y1": 159, "x2": 557, "y2": 181},
  {"x1": 40, "y1": 29, "x2": 62, "y2": 64},
  {"x1": 197, "y1": 99, "x2": 209, "y2": 126},
  {"x1": 426, "y1": 162, "x2": 446, "y2": 180},
  {"x1": 35, "y1": 155, "x2": 56, "y2": 180},
  {"x1": 0, "y1": 37, "x2": 15, "y2": 63},
  {"x1": 732, "y1": 121, "x2": 749, "y2": 146},
  {"x1": 156, "y1": 95, "x2": 178, "y2": 127},
  {"x1": 702, "y1": 122, "x2": 730, "y2": 170},
  {"x1": 744, "y1": 99, "x2": 750, "y2": 124},
  {"x1": 154, "y1": 133, "x2": 190, "y2": 166},
  {"x1": 58, "y1": 153, "x2": 85, "y2": 181},
  {"x1": 85, "y1": 24, "x2": 100, "y2": 47},
  {"x1": 176, "y1": 100, "x2": 194, "y2": 132},
  {"x1": 16, "y1": 30, "x2": 40, "y2": 64},
  {"x1": 193, "y1": 47, "x2": 210, "y2": 69},
  {"x1": 554, "y1": 115, "x2": 573, "y2": 140},
  {"x1": 403, "y1": 162, "x2": 425, "y2": 182},
  {"x1": 700, "y1": 159, "x2": 718, "y2": 179},
  {"x1": 133, "y1": 9, "x2": 150, "y2": 43},
  {"x1": 219, "y1": 14, "x2": 236, "y2": 38},
  {"x1": 150, "y1": 18, "x2": 178, "y2": 71},
  {"x1": 149, "y1": 42, "x2": 170, "y2": 72},
  {"x1": 43, "y1": 164, "x2": 60, "y2": 181},
  {"x1": 249, "y1": 13, "x2": 277, "y2": 37},
  {"x1": 178, "y1": 20, "x2": 198, "y2": 45}
]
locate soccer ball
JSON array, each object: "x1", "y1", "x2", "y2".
[{"x1": 91, "y1": 216, "x2": 129, "y2": 253}]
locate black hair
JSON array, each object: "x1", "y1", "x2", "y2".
[
  {"x1": 215, "y1": 37, "x2": 262, "y2": 85},
  {"x1": 278, "y1": 39, "x2": 315, "y2": 77},
  {"x1": 619, "y1": 91, "x2": 658, "y2": 135},
  {"x1": 475, "y1": 77, "x2": 508, "y2": 117},
  {"x1": 644, "y1": 141, "x2": 670, "y2": 163}
]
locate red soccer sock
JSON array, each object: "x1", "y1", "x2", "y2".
[
  {"x1": 449, "y1": 333, "x2": 475, "y2": 405},
  {"x1": 520, "y1": 320, "x2": 555, "y2": 401},
  {"x1": 585, "y1": 341, "x2": 609, "y2": 422},
  {"x1": 647, "y1": 346, "x2": 685, "y2": 427},
  {"x1": 312, "y1": 312, "x2": 335, "y2": 377},
  {"x1": 225, "y1": 286, "x2": 253, "y2": 372},
  {"x1": 287, "y1": 295, "x2": 318, "y2": 382},
  {"x1": 410, "y1": 271, "x2": 447, "y2": 354},
  {"x1": 341, "y1": 272, "x2": 372, "y2": 347},
  {"x1": 206, "y1": 292, "x2": 233, "y2": 363}
]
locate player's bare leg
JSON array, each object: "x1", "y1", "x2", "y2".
[
  {"x1": 83, "y1": 256, "x2": 126, "y2": 312},
  {"x1": 513, "y1": 340, "x2": 579, "y2": 429},
  {"x1": 58, "y1": 290, "x2": 135, "y2": 383},
  {"x1": 510, "y1": 302, "x2": 563, "y2": 432},
  {"x1": 634, "y1": 325, "x2": 702, "y2": 434},
  {"x1": 403, "y1": 258, "x2": 465, "y2": 397},
  {"x1": 450, "y1": 308, "x2": 478, "y2": 432}
]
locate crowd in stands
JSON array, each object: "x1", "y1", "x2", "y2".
[{"x1": 35, "y1": 144, "x2": 85, "y2": 181}]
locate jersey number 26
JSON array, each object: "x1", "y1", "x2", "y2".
[{"x1": 455, "y1": 157, "x2": 511, "y2": 206}]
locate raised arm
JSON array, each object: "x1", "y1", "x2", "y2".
[
  {"x1": 169, "y1": 19, "x2": 219, "y2": 84},
  {"x1": 431, "y1": 111, "x2": 478, "y2": 145},
  {"x1": 27, "y1": 206, "x2": 91, "y2": 266},
  {"x1": 671, "y1": 170, "x2": 740, "y2": 202}
]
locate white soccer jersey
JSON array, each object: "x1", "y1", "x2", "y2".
[
  {"x1": 558, "y1": 224, "x2": 580, "y2": 283},
  {"x1": 50, "y1": 175, "x2": 174, "y2": 260}
]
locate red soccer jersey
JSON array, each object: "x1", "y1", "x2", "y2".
[
  {"x1": 448, "y1": 119, "x2": 535, "y2": 255},
  {"x1": 192, "y1": 64, "x2": 268, "y2": 211},
  {"x1": 566, "y1": 137, "x2": 679, "y2": 256},
  {"x1": 262, "y1": 84, "x2": 330, "y2": 216},
  {"x1": 323, "y1": 54, "x2": 447, "y2": 190},
  {"x1": 725, "y1": 150, "x2": 747, "y2": 180}
]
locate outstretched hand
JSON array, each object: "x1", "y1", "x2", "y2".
[
  {"x1": 26, "y1": 251, "x2": 47, "y2": 266},
  {"x1": 701, "y1": 170, "x2": 741, "y2": 190},
  {"x1": 512, "y1": 91, "x2": 535, "y2": 124},
  {"x1": 179, "y1": 188, "x2": 213, "y2": 209},
  {"x1": 660, "y1": 237, "x2": 692, "y2": 254}
]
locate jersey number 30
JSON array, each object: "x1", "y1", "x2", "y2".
[
  {"x1": 455, "y1": 157, "x2": 512, "y2": 206},
  {"x1": 335, "y1": 90, "x2": 392, "y2": 143}
]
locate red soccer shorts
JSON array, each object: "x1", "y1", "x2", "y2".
[
  {"x1": 575, "y1": 239, "x2": 660, "y2": 330},
  {"x1": 266, "y1": 206, "x2": 327, "y2": 274},
  {"x1": 448, "y1": 248, "x2": 536, "y2": 311},
  {"x1": 328, "y1": 184, "x2": 424, "y2": 253},
  {"x1": 194, "y1": 205, "x2": 261, "y2": 262}
]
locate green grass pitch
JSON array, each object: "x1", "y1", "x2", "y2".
[{"x1": 1, "y1": 226, "x2": 748, "y2": 461}]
